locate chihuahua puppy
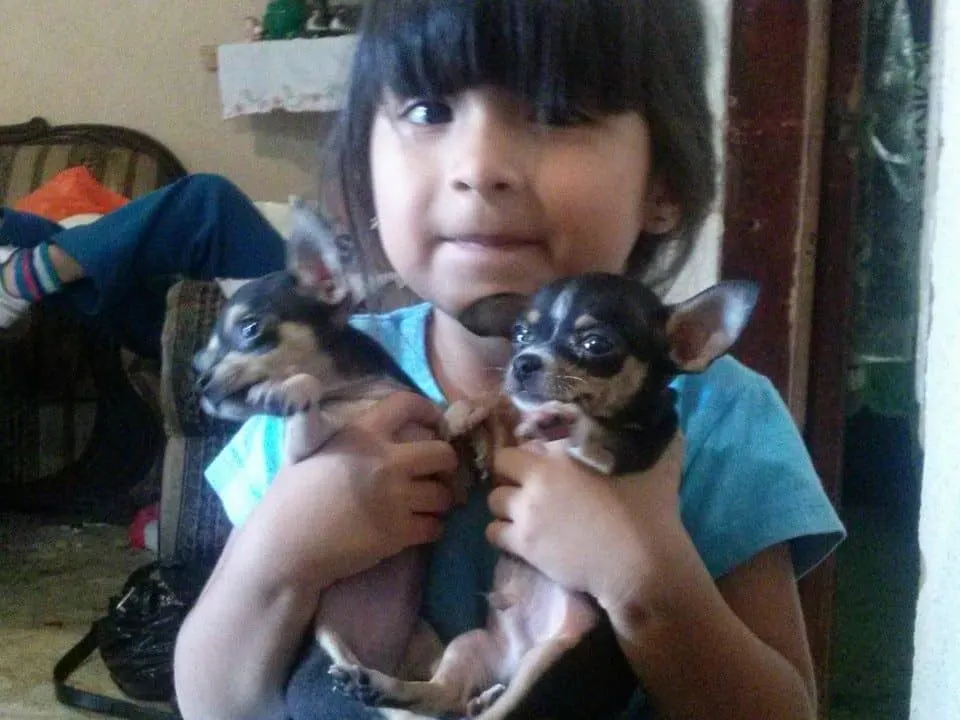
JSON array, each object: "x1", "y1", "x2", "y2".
[
  {"x1": 194, "y1": 201, "x2": 463, "y2": 701},
  {"x1": 330, "y1": 272, "x2": 758, "y2": 719}
]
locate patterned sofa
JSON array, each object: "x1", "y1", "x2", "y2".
[
  {"x1": 0, "y1": 117, "x2": 187, "y2": 517},
  {"x1": 157, "y1": 279, "x2": 237, "y2": 570}
]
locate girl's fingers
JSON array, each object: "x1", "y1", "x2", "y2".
[
  {"x1": 391, "y1": 438, "x2": 459, "y2": 476},
  {"x1": 357, "y1": 391, "x2": 445, "y2": 436},
  {"x1": 485, "y1": 519, "x2": 515, "y2": 553},
  {"x1": 408, "y1": 480, "x2": 454, "y2": 515},
  {"x1": 487, "y1": 485, "x2": 518, "y2": 520},
  {"x1": 395, "y1": 421, "x2": 437, "y2": 443},
  {"x1": 492, "y1": 441, "x2": 557, "y2": 486},
  {"x1": 491, "y1": 446, "x2": 531, "y2": 483},
  {"x1": 408, "y1": 514, "x2": 445, "y2": 546}
]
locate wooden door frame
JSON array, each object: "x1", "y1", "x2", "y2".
[{"x1": 722, "y1": 0, "x2": 864, "y2": 714}]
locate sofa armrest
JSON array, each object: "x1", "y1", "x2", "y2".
[{"x1": 158, "y1": 279, "x2": 237, "y2": 568}]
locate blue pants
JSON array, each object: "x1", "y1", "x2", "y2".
[
  {"x1": 285, "y1": 643, "x2": 385, "y2": 720},
  {"x1": 1, "y1": 174, "x2": 285, "y2": 357}
]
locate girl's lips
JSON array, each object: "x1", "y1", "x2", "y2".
[{"x1": 448, "y1": 234, "x2": 543, "y2": 249}]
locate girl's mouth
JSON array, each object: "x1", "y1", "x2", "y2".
[{"x1": 447, "y1": 234, "x2": 543, "y2": 249}]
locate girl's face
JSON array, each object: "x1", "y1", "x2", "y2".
[{"x1": 370, "y1": 86, "x2": 675, "y2": 317}]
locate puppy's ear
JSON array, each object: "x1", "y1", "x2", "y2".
[
  {"x1": 287, "y1": 197, "x2": 350, "y2": 305},
  {"x1": 665, "y1": 280, "x2": 759, "y2": 372},
  {"x1": 459, "y1": 293, "x2": 529, "y2": 338}
]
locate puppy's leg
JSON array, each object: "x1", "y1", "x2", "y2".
[
  {"x1": 316, "y1": 626, "x2": 361, "y2": 667},
  {"x1": 565, "y1": 414, "x2": 616, "y2": 475},
  {"x1": 282, "y1": 405, "x2": 340, "y2": 463},
  {"x1": 441, "y1": 397, "x2": 501, "y2": 501},
  {"x1": 514, "y1": 401, "x2": 582, "y2": 442},
  {"x1": 331, "y1": 628, "x2": 508, "y2": 717},
  {"x1": 395, "y1": 620, "x2": 444, "y2": 681},
  {"x1": 471, "y1": 635, "x2": 580, "y2": 720},
  {"x1": 247, "y1": 373, "x2": 341, "y2": 462},
  {"x1": 441, "y1": 397, "x2": 497, "y2": 438}
]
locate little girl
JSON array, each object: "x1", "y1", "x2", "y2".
[{"x1": 174, "y1": 1, "x2": 845, "y2": 718}]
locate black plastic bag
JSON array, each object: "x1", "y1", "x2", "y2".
[
  {"x1": 98, "y1": 561, "x2": 203, "y2": 700},
  {"x1": 55, "y1": 560, "x2": 205, "y2": 719}
]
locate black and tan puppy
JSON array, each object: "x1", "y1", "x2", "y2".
[
  {"x1": 331, "y1": 272, "x2": 758, "y2": 720},
  {"x1": 193, "y1": 202, "x2": 463, "y2": 709}
]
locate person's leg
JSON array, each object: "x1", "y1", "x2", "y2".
[
  {"x1": 0, "y1": 209, "x2": 80, "y2": 326},
  {"x1": 50, "y1": 173, "x2": 286, "y2": 317},
  {"x1": 286, "y1": 642, "x2": 385, "y2": 720},
  {"x1": 1, "y1": 174, "x2": 286, "y2": 351}
]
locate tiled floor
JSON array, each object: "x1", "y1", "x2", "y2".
[
  {"x1": 0, "y1": 514, "x2": 149, "y2": 718},
  {"x1": 1, "y1": 507, "x2": 919, "y2": 719}
]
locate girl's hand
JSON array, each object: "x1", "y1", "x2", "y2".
[
  {"x1": 487, "y1": 434, "x2": 684, "y2": 609},
  {"x1": 252, "y1": 391, "x2": 459, "y2": 587},
  {"x1": 174, "y1": 392, "x2": 456, "y2": 720}
]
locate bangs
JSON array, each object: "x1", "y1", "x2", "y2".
[{"x1": 355, "y1": 0, "x2": 647, "y2": 115}]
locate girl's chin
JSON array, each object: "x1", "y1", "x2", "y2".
[
  {"x1": 441, "y1": 259, "x2": 555, "y2": 295},
  {"x1": 442, "y1": 275, "x2": 547, "y2": 308}
]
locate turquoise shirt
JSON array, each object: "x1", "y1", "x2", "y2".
[{"x1": 206, "y1": 302, "x2": 845, "y2": 644}]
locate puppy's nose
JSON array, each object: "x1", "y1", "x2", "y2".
[
  {"x1": 195, "y1": 369, "x2": 212, "y2": 392},
  {"x1": 512, "y1": 353, "x2": 543, "y2": 381},
  {"x1": 192, "y1": 353, "x2": 213, "y2": 390}
]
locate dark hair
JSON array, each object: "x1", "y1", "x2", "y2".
[{"x1": 323, "y1": 0, "x2": 715, "y2": 291}]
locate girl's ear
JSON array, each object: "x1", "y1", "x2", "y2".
[
  {"x1": 287, "y1": 197, "x2": 350, "y2": 306},
  {"x1": 665, "y1": 280, "x2": 759, "y2": 372},
  {"x1": 641, "y1": 178, "x2": 682, "y2": 235}
]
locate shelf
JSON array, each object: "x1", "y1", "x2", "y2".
[{"x1": 217, "y1": 36, "x2": 357, "y2": 118}]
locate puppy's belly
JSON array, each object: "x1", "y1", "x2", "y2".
[
  {"x1": 315, "y1": 547, "x2": 426, "y2": 674},
  {"x1": 490, "y1": 556, "x2": 599, "y2": 675}
]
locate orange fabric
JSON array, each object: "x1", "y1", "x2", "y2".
[{"x1": 14, "y1": 166, "x2": 129, "y2": 222}]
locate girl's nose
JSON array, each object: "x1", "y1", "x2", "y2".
[{"x1": 448, "y1": 116, "x2": 524, "y2": 196}]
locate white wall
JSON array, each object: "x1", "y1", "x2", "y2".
[
  {"x1": 666, "y1": 0, "x2": 730, "y2": 302},
  {"x1": 910, "y1": 0, "x2": 960, "y2": 716},
  {"x1": 1, "y1": 1, "x2": 323, "y2": 200}
]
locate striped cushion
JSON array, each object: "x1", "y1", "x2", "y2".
[{"x1": 0, "y1": 122, "x2": 185, "y2": 506}]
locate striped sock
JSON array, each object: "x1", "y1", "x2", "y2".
[
  {"x1": 2, "y1": 244, "x2": 64, "y2": 301},
  {"x1": 0, "y1": 247, "x2": 30, "y2": 327}
]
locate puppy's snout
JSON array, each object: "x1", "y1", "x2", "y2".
[
  {"x1": 193, "y1": 351, "x2": 213, "y2": 390},
  {"x1": 512, "y1": 353, "x2": 543, "y2": 382},
  {"x1": 195, "y1": 370, "x2": 212, "y2": 392}
]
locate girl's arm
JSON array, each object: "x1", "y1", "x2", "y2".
[
  {"x1": 489, "y1": 438, "x2": 817, "y2": 720},
  {"x1": 603, "y1": 529, "x2": 816, "y2": 719},
  {"x1": 174, "y1": 392, "x2": 457, "y2": 720}
]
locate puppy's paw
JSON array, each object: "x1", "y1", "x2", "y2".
[
  {"x1": 247, "y1": 373, "x2": 324, "y2": 415},
  {"x1": 329, "y1": 663, "x2": 384, "y2": 706},
  {"x1": 515, "y1": 401, "x2": 583, "y2": 442},
  {"x1": 467, "y1": 684, "x2": 506, "y2": 717},
  {"x1": 566, "y1": 441, "x2": 616, "y2": 475},
  {"x1": 441, "y1": 398, "x2": 495, "y2": 439}
]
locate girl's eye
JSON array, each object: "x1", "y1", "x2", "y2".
[
  {"x1": 401, "y1": 100, "x2": 453, "y2": 125},
  {"x1": 578, "y1": 333, "x2": 614, "y2": 356},
  {"x1": 512, "y1": 323, "x2": 534, "y2": 345}
]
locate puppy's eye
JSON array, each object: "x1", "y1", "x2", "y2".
[
  {"x1": 579, "y1": 333, "x2": 614, "y2": 356},
  {"x1": 335, "y1": 234, "x2": 355, "y2": 264},
  {"x1": 238, "y1": 317, "x2": 262, "y2": 342},
  {"x1": 512, "y1": 323, "x2": 534, "y2": 345}
]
